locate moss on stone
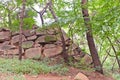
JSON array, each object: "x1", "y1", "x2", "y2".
[
  {"x1": 22, "y1": 41, "x2": 33, "y2": 49},
  {"x1": 44, "y1": 35, "x2": 57, "y2": 42}
]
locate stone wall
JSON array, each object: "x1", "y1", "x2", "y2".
[{"x1": 0, "y1": 27, "x2": 92, "y2": 63}]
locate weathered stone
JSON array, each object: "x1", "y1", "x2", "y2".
[
  {"x1": 35, "y1": 36, "x2": 45, "y2": 43},
  {"x1": 35, "y1": 35, "x2": 57, "y2": 43},
  {"x1": 0, "y1": 49, "x2": 4, "y2": 55},
  {"x1": 0, "y1": 31, "x2": 11, "y2": 42},
  {"x1": 2, "y1": 41, "x2": 10, "y2": 45},
  {"x1": 74, "y1": 72, "x2": 89, "y2": 80},
  {"x1": 23, "y1": 30, "x2": 35, "y2": 37},
  {"x1": 25, "y1": 47, "x2": 42, "y2": 59},
  {"x1": 11, "y1": 35, "x2": 26, "y2": 45},
  {"x1": 22, "y1": 41, "x2": 34, "y2": 49},
  {"x1": 27, "y1": 35, "x2": 37, "y2": 41},
  {"x1": 43, "y1": 46, "x2": 63, "y2": 57},
  {"x1": 44, "y1": 35, "x2": 57, "y2": 42},
  {"x1": 44, "y1": 44, "x2": 56, "y2": 49},
  {"x1": 0, "y1": 45, "x2": 16, "y2": 50},
  {"x1": 36, "y1": 31, "x2": 46, "y2": 36},
  {"x1": 46, "y1": 29, "x2": 57, "y2": 35},
  {"x1": 4, "y1": 48, "x2": 24, "y2": 55},
  {"x1": 11, "y1": 31, "x2": 19, "y2": 36},
  {"x1": 82, "y1": 54, "x2": 93, "y2": 65}
]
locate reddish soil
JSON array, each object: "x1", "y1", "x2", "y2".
[
  {"x1": 24, "y1": 67, "x2": 115, "y2": 80},
  {"x1": 0, "y1": 67, "x2": 114, "y2": 80},
  {"x1": 25, "y1": 74, "x2": 73, "y2": 80}
]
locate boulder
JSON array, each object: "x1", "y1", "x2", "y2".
[
  {"x1": 22, "y1": 41, "x2": 34, "y2": 49},
  {"x1": 25, "y1": 47, "x2": 42, "y2": 59},
  {"x1": 35, "y1": 35, "x2": 57, "y2": 43},
  {"x1": 11, "y1": 35, "x2": 26, "y2": 45},
  {"x1": 27, "y1": 35, "x2": 37, "y2": 41},
  {"x1": 0, "y1": 45, "x2": 16, "y2": 55},
  {"x1": 0, "y1": 31, "x2": 11, "y2": 42},
  {"x1": 43, "y1": 46, "x2": 63, "y2": 57},
  {"x1": 74, "y1": 72, "x2": 89, "y2": 80}
]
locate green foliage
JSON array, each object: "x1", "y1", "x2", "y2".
[
  {"x1": 0, "y1": 0, "x2": 120, "y2": 77},
  {"x1": 0, "y1": 58, "x2": 68, "y2": 75}
]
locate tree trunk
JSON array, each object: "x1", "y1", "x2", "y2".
[
  {"x1": 49, "y1": 0, "x2": 69, "y2": 63},
  {"x1": 19, "y1": 0, "x2": 26, "y2": 60},
  {"x1": 81, "y1": 0, "x2": 103, "y2": 74}
]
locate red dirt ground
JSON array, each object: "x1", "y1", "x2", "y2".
[{"x1": 24, "y1": 67, "x2": 114, "y2": 80}]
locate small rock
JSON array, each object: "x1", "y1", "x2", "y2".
[
  {"x1": 23, "y1": 30, "x2": 35, "y2": 37},
  {"x1": 11, "y1": 31, "x2": 19, "y2": 36},
  {"x1": 36, "y1": 29, "x2": 47, "y2": 36},
  {"x1": 74, "y1": 72, "x2": 89, "y2": 80},
  {"x1": 27, "y1": 35, "x2": 37, "y2": 41},
  {"x1": 82, "y1": 54, "x2": 93, "y2": 65}
]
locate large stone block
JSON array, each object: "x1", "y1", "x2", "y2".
[
  {"x1": 4, "y1": 48, "x2": 24, "y2": 55},
  {"x1": 0, "y1": 45, "x2": 16, "y2": 50},
  {"x1": 35, "y1": 35, "x2": 57, "y2": 43},
  {"x1": 11, "y1": 35, "x2": 26, "y2": 45},
  {"x1": 22, "y1": 41, "x2": 34, "y2": 49},
  {"x1": 43, "y1": 46, "x2": 63, "y2": 57},
  {"x1": 0, "y1": 31, "x2": 11, "y2": 42},
  {"x1": 25, "y1": 47, "x2": 42, "y2": 59}
]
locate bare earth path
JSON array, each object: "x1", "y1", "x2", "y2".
[
  {"x1": 25, "y1": 74, "x2": 73, "y2": 80},
  {"x1": 0, "y1": 67, "x2": 114, "y2": 80},
  {"x1": 24, "y1": 67, "x2": 114, "y2": 80}
]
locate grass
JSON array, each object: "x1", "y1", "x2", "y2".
[{"x1": 0, "y1": 58, "x2": 68, "y2": 75}]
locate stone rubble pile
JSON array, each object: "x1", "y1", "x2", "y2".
[{"x1": 0, "y1": 27, "x2": 92, "y2": 64}]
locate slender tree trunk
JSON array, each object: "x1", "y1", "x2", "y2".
[
  {"x1": 81, "y1": 0, "x2": 103, "y2": 74},
  {"x1": 19, "y1": 0, "x2": 26, "y2": 60},
  {"x1": 8, "y1": 10, "x2": 12, "y2": 27},
  {"x1": 49, "y1": 0, "x2": 69, "y2": 63}
]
